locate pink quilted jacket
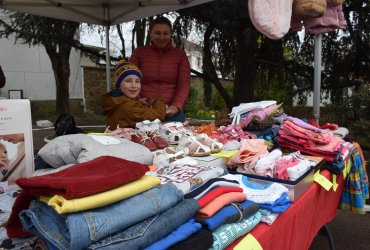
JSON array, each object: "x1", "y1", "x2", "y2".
[{"x1": 130, "y1": 43, "x2": 190, "y2": 111}]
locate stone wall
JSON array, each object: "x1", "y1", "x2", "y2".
[{"x1": 83, "y1": 66, "x2": 113, "y2": 115}]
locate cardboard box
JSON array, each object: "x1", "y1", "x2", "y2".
[
  {"x1": 0, "y1": 100, "x2": 34, "y2": 187},
  {"x1": 191, "y1": 155, "x2": 227, "y2": 169}
]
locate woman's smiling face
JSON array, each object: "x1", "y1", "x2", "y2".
[{"x1": 149, "y1": 23, "x2": 172, "y2": 49}]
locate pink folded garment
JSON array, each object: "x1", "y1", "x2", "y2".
[
  {"x1": 196, "y1": 192, "x2": 247, "y2": 218},
  {"x1": 274, "y1": 156, "x2": 300, "y2": 180},
  {"x1": 229, "y1": 139, "x2": 268, "y2": 164},
  {"x1": 239, "y1": 104, "x2": 278, "y2": 128},
  {"x1": 283, "y1": 120, "x2": 333, "y2": 145},
  {"x1": 248, "y1": 0, "x2": 294, "y2": 40},
  {"x1": 255, "y1": 164, "x2": 275, "y2": 177},
  {"x1": 304, "y1": 1, "x2": 347, "y2": 34}
]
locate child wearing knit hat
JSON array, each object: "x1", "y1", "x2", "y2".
[{"x1": 101, "y1": 60, "x2": 166, "y2": 129}]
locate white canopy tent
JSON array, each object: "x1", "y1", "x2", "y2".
[{"x1": 0, "y1": 0, "x2": 214, "y2": 91}]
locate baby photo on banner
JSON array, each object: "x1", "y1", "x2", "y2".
[{"x1": 0, "y1": 100, "x2": 34, "y2": 191}]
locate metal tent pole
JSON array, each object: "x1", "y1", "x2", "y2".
[
  {"x1": 105, "y1": 25, "x2": 111, "y2": 92},
  {"x1": 313, "y1": 34, "x2": 322, "y2": 124},
  {"x1": 104, "y1": 4, "x2": 111, "y2": 92}
]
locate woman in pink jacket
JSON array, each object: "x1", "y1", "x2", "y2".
[{"x1": 130, "y1": 16, "x2": 190, "y2": 122}]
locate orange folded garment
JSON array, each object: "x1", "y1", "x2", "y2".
[{"x1": 196, "y1": 192, "x2": 247, "y2": 218}]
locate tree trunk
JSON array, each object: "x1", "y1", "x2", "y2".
[
  {"x1": 45, "y1": 45, "x2": 72, "y2": 115},
  {"x1": 133, "y1": 19, "x2": 148, "y2": 49},
  {"x1": 116, "y1": 24, "x2": 126, "y2": 58},
  {"x1": 203, "y1": 25, "x2": 233, "y2": 110},
  {"x1": 233, "y1": 27, "x2": 257, "y2": 106}
]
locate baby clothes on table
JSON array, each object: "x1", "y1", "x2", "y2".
[
  {"x1": 153, "y1": 164, "x2": 226, "y2": 194},
  {"x1": 196, "y1": 199, "x2": 260, "y2": 231},
  {"x1": 143, "y1": 218, "x2": 201, "y2": 250},
  {"x1": 184, "y1": 178, "x2": 240, "y2": 200},
  {"x1": 19, "y1": 184, "x2": 183, "y2": 250},
  {"x1": 196, "y1": 186, "x2": 244, "y2": 208},
  {"x1": 253, "y1": 149, "x2": 283, "y2": 177},
  {"x1": 229, "y1": 139, "x2": 268, "y2": 164},
  {"x1": 42, "y1": 175, "x2": 161, "y2": 214},
  {"x1": 222, "y1": 174, "x2": 289, "y2": 205},
  {"x1": 196, "y1": 192, "x2": 247, "y2": 218},
  {"x1": 209, "y1": 212, "x2": 262, "y2": 250},
  {"x1": 167, "y1": 229, "x2": 214, "y2": 250}
]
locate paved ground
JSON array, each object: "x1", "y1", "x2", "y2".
[{"x1": 31, "y1": 117, "x2": 370, "y2": 250}]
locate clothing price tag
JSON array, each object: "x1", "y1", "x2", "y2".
[
  {"x1": 314, "y1": 170, "x2": 333, "y2": 191},
  {"x1": 332, "y1": 174, "x2": 338, "y2": 191},
  {"x1": 263, "y1": 141, "x2": 274, "y2": 146},
  {"x1": 211, "y1": 150, "x2": 239, "y2": 158},
  {"x1": 234, "y1": 234, "x2": 263, "y2": 250}
]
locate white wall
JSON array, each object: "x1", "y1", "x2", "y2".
[{"x1": 0, "y1": 37, "x2": 83, "y2": 100}]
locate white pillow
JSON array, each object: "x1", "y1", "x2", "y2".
[{"x1": 38, "y1": 134, "x2": 153, "y2": 168}]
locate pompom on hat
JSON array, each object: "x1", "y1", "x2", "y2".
[{"x1": 112, "y1": 59, "x2": 142, "y2": 96}]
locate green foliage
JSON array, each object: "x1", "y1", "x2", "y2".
[
  {"x1": 211, "y1": 83, "x2": 233, "y2": 110},
  {"x1": 189, "y1": 108, "x2": 216, "y2": 120},
  {"x1": 185, "y1": 84, "x2": 223, "y2": 120},
  {"x1": 346, "y1": 83, "x2": 370, "y2": 120},
  {"x1": 348, "y1": 119, "x2": 370, "y2": 150},
  {"x1": 184, "y1": 85, "x2": 200, "y2": 114}
]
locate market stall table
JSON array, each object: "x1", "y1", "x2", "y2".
[{"x1": 226, "y1": 169, "x2": 345, "y2": 250}]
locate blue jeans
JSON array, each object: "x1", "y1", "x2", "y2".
[
  {"x1": 19, "y1": 183, "x2": 183, "y2": 250},
  {"x1": 88, "y1": 199, "x2": 200, "y2": 249},
  {"x1": 165, "y1": 111, "x2": 185, "y2": 122}
]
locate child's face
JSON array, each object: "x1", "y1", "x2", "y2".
[
  {"x1": 120, "y1": 75, "x2": 141, "y2": 98},
  {"x1": 0, "y1": 145, "x2": 9, "y2": 169}
]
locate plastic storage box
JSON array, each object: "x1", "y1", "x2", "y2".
[
  {"x1": 245, "y1": 168, "x2": 315, "y2": 201},
  {"x1": 229, "y1": 159, "x2": 324, "y2": 201}
]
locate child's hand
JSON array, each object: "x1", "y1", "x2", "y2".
[
  {"x1": 138, "y1": 97, "x2": 151, "y2": 107},
  {"x1": 148, "y1": 98, "x2": 157, "y2": 105}
]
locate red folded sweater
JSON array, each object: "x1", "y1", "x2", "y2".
[{"x1": 6, "y1": 156, "x2": 148, "y2": 238}]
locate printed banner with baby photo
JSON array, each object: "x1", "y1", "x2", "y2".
[{"x1": 0, "y1": 100, "x2": 34, "y2": 191}]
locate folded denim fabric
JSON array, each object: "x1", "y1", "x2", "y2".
[
  {"x1": 6, "y1": 156, "x2": 149, "y2": 238},
  {"x1": 88, "y1": 199, "x2": 199, "y2": 250},
  {"x1": 19, "y1": 184, "x2": 183, "y2": 250}
]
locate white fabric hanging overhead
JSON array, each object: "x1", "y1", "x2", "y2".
[
  {"x1": 0, "y1": 0, "x2": 214, "y2": 91},
  {"x1": 0, "y1": 0, "x2": 214, "y2": 25}
]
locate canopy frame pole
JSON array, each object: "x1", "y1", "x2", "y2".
[
  {"x1": 104, "y1": 4, "x2": 111, "y2": 92},
  {"x1": 313, "y1": 34, "x2": 322, "y2": 124}
]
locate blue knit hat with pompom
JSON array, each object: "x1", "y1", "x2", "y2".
[{"x1": 112, "y1": 59, "x2": 142, "y2": 96}]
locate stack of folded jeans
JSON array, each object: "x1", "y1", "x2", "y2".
[{"x1": 6, "y1": 156, "x2": 200, "y2": 250}]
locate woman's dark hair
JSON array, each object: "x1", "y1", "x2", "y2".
[{"x1": 149, "y1": 16, "x2": 172, "y2": 32}]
